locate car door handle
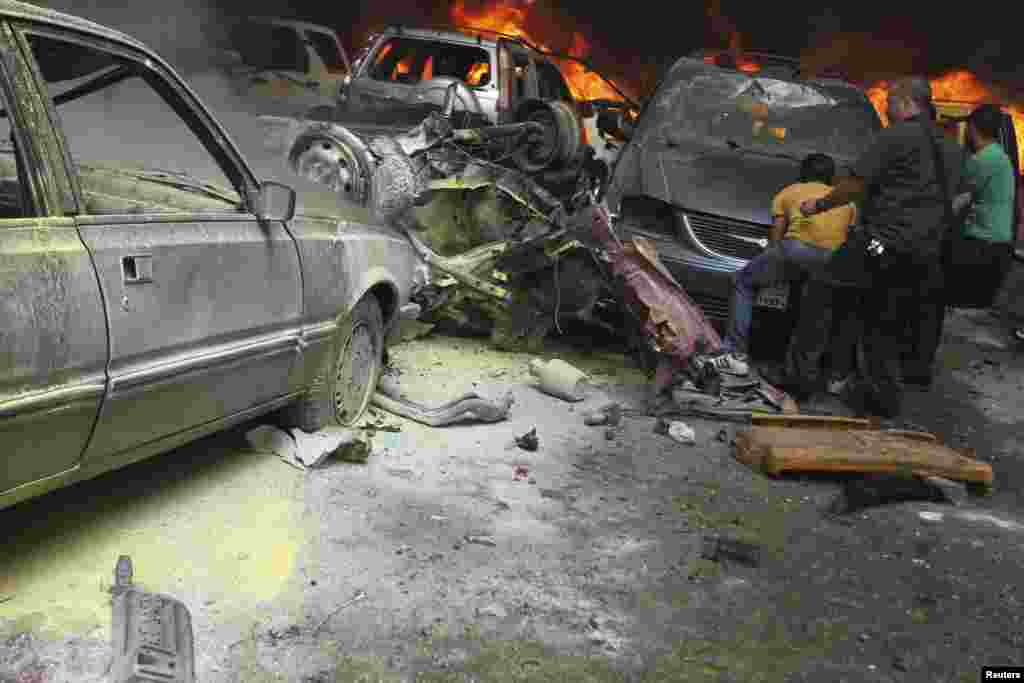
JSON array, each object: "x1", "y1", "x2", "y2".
[{"x1": 122, "y1": 254, "x2": 153, "y2": 284}]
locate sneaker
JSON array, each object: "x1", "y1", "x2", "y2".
[{"x1": 699, "y1": 351, "x2": 750, "y2": 377}]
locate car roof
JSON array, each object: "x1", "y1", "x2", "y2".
[
  {"x1": 380, "y1": 25, "x2": 520, "y2": 50},
  {"x1": 0, "y1": 0, "x2": 148, "y2": 52},
  {"x1": 246, "y1": 16, "x2": 337, "y2": 35}
]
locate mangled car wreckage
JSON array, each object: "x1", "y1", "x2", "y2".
[
  {"x1": 269, "y1": 82, "x2": 799, "y2": 416},
  {"x1": 267, "y1": 80, "x2": 617, "y2": 351}
]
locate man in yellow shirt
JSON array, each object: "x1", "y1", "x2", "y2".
[{"x1": 708, "y1": 154, "x2": 856, "y2": 379}]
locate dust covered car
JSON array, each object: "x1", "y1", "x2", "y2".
[
  {"x1": 602, "y1": 53, "x2": 881, "y2": 356},
  {"x1": 0, "y1": 0, "x2": 420, "y2": 511}
]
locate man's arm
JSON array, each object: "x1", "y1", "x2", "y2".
[
  {"x1": 801, "y1": 131, "x2": 895, "y2": 216},
  {"x1": 799, "y1": 176, "x2": 866, "y2": 216},
  {"x1": 769, "y1": 215, "x2": 787, "y2": 242}
]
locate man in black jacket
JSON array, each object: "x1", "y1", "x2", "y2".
[{"x1": 797, "y1": 77, "x2": 964, "y2": 418}]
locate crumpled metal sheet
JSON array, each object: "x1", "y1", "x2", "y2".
[{"x1": 584, "y1": 204, "x2": 721, "y2": 366}]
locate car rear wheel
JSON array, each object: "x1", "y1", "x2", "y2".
[{"x1": 280, "y1": 295, "x2": 385, "y2": 432}]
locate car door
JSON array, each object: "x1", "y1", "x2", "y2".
[
  {"x1": 0, "y1": 22, "x2": 108, "y2": 495},
  {"x1": 16, "y1": 26, "x2": 303, "y2": 465},
  {"x1": 233, "y1": 20, "x2": 325, "y2": 112}
]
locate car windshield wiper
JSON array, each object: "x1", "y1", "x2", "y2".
[{"x1": 130, "y1": 169, "x2": 240, "y2": 205}]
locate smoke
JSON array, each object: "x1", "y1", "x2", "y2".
[{"x1": 24, "y1": 0, "x2": 299, "y2": 184}]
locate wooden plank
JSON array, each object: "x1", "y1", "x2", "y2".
[
  {"x1": 763, "y1": 443, "x2": 993, "y2": 485},
  {"x1": 750, "y1": 414, "x2": 875, "y2": 429}
]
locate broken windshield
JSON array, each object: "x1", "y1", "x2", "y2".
[{"x1": 639, "y1": 58, "x2": 880, "y2": 161}]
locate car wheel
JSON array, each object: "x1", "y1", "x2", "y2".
[
  {"x1": 280, "y1": 295, "x2": 385, "y2": 432},
  {"x1": 288, "y1": 125, "x2": 375, "y2": 206}
]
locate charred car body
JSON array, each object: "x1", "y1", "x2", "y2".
[
  {"x1": 602, "y1": 51, "x2": 882, "y2": 357},
  {"x1": 0, "y1": 0, "x2": 420, "y2": 511}
]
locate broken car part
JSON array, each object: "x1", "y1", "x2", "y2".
[
  {"x1": 701, "y1": 534, "x2": 762, "y2": 567},
  {"x1": 515, "y1": 428, "x2": 539, "y2": 451},
  {"x1": 110, "y1": 556, "x2": 195, "y2": 683},
  {"x1": 372, "y1": 375, "x2": 514, "y2": 427},
  {"x1": 529, "y1": 358, "x2": 589, "y2": 402}
]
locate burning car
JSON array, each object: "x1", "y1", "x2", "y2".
[{"x1": 600, "y1": 51, "x2": 882, "y2": 358}]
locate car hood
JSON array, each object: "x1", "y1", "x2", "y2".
[{"x1": 610, "y1": 138, "x2": 803, "y2": 225}]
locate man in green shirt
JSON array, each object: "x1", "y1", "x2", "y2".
[{"x1": 952, "y1": 104, "x2": 1015, "y2": 303}]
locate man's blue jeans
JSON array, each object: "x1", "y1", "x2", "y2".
[{"x1": 722, "y1": 238, "x2": 832, "y2": 354}]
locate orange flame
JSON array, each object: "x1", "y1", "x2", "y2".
[
  {"x1": 466, "y1": 60, "x2": 490, "y2": 86},
  {"x1": 449, "y1": 0, "x2": 624, "y2": 102},
  {"x1": 867, "y1": 70, "x2": 1024, "y2": 172}
]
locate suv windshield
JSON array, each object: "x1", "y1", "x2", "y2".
[{"x1": 641, "y1": 59, "x2": 880, "y2": 161}]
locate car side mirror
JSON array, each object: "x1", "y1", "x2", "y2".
[{"x1": 255, "y1": 181, "x2": 296, "y2": 221}]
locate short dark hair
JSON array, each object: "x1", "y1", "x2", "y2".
[
  {"x1": 968, "y1": 103, "x2": 1003, "y2": 140},
  {"x1": 799, "y1": 153, "x2": 836, "y2": 184}
]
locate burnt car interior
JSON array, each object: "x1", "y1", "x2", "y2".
[{"x1": 0, "y1": 34, "x2": 246, "y2": 216}]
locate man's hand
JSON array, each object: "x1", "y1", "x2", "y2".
[{"x1": 799, "y1": 198, "x2": 818, "y2": 216}]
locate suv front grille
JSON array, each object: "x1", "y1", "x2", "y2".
[{"x1": 682, "y1": 211, "x2": 771, "y2": 260}]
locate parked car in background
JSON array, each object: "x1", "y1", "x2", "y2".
[
  {"x1": 217, "y1": 16, "x2": 352, "y2": 116},
  {"x1": 601, "y1": 50, "x2": 882, "y2": 358},
  {"x1": 0, "y1": 0, "x2": 420, "y2": 511}
]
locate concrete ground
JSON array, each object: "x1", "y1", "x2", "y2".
[{"x1": 2, "y1": 305, "x2": 1024, "y2": 682}]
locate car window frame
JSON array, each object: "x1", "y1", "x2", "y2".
[
  {"x1": 367, "y1": 36, "x2": 427, "y2": 85},
  {"x1": 11, "y1": 22, "x2": 260, "y2": 217},
  {"x1": 0, "y1": 23, "x2": 56, "y2": 218},
  {"x1": 304, "y1": 27, "x2": 349, "y2": 75},
  {"x1": 535, "y1": 59, "x2": 572, "y2": 104}
]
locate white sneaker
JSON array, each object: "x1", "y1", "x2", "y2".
[{"x1": 699, "y1": 352, "x2": 750, "y2": 377}]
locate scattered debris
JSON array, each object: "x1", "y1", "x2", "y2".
[
  {"x1": 529, "y1": 358, "x2": 590, "y2": 402},
  {"x1": 464, "y1": 535, "x2": 497, "y2": 547},
  {"x1": 654, "y1": 417, "x2": 670, "y2": 435},
  {"x1": 515, "y1": 428, "x2": 539, "y2": 451},
  {"x1": 605, "y1": 428, "x2": 617, "y2": 440},
  {"x1": 110, "y1": 556, "x2": 195, "y2": 683},
  {"x1": 373, "y1": 376, "x2": 514, "y2": 426},
  {"x1": 0, "y1": 595, "x2": 13, "y2": 604},
  {"x1": 312, "y1": 590, "x2": 368, "y2": 636},
  {"x1": 583, "y1": 402, "x2": 622, "y2": 426},
  {"x1": 514, "y1": 465, "x2": 530, "y2": 480},
  {"x1": 828, "y1": 474, "x2": 963, "y2": 515},
  {"x1": 291, "y1": 427, "x2": 369, "y2": 467},
  {"x1": 715, "y1": 428, "x2": 730, "y2": 443},
  {"x1": 667, "y1": 421, "x2": 696, "y2": 445},
  {"x1": 701, "y1": 534, "x2": 762, "y2": 567},
  {"x1": 246, "y1": 424, "x2": 303, "y2": 470},
  {"x1": 918, "y1": 511, "x2": 945, "y2": 523},
  {"x1": 921, "y1": 475, "x2": 968, "y2": 506},
  {"x1": 477, "y1": 604, "x2": 508, "y2": 619}
]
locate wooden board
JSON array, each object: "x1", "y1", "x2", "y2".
[{"x1": 733, "y1": 426, "x2": 991, "y2": 485}]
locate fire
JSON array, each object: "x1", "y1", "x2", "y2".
[
  {"x1": 466, "y1": 60, "x2": 490, "y2": 86},
  {"x1": 449, "y1": 0, "x2": 624, "y2": 103},
  {"x1": 867, "y1": 70, "x2": 1024, "y2": 172}
]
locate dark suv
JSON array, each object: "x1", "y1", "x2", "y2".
[{"x1": 602, "y1": 50, "x2": 882, "y2": 356}]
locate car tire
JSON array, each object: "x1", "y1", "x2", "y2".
[
  {"x1": 280, "y1": 295, "x2": 385, "y2": 432},
  {"x1": 288, "y1": 124, "x2": 375, "y2": 206}
]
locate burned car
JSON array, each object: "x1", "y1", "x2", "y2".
[
  {"x1": 0, "y1": 0, "x2": 420, "y2": 511},
  {"x1": 601, "y1": 52, "x2": 882, "y2": 357}
]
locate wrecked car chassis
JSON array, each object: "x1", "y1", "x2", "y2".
[{"x1": 267, "y1": 85, "x2": 616, "y2": 350}]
